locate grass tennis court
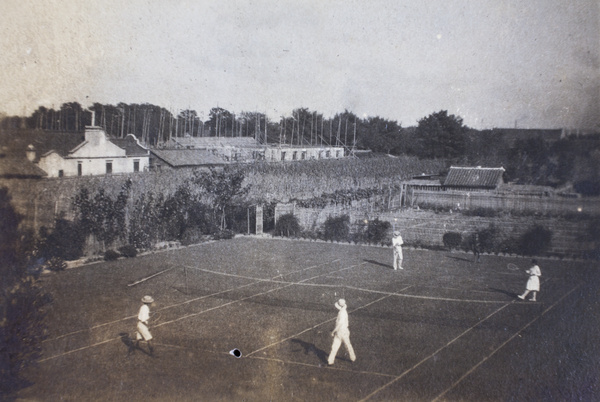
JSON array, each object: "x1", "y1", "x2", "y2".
[{"x1": 18, "y1": 237, "x2": 600, "y2": 401}]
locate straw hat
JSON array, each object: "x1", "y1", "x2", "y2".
[
  {"x1": 335, "y1": 299, "x2": 346, "y2": 309},
  {"x1": 141, "y1": 295, "x2": 154, "y2": 304},
  {"x1": 394, "y1": 231, "x2": 400, "y2": 236}
]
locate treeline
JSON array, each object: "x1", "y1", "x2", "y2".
[{"x1": 1, "y1": 103, "x2": 599, "y2": 191}]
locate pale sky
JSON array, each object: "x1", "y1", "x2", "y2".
[{"x1": 1, "y1": 0, "x2": 598, "y2": 129}]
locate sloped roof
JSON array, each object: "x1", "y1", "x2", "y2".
[
  {"x1": 443, "y1": 166, "x2": 505, "y2": 188},
  {"x1": 151, "y1": 149, "x2": 226, "y2": 167},
  {"x1": 0, "y1": 156, "x2": 47, "y2": 178},
  {"x1": 0, "y1": 130, "x2": 85, "y2": 161},
  {"x1": 110, "y1": 134, "x2": 149, "y2": 157},
  {"x1": 168, "y1": 136, "x2": 259, "y2": 148}
]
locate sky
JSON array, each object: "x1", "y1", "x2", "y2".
[{"x1": 0, "y1": 0, "x2": 598, "y2": 130}]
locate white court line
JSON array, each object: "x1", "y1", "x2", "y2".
[
  {"x1": 39, "y1": 262, "x2": 364, "y2": 362},
  {"x1": 359, "y1": 300, "x2": 515, "y2": 401},
  {"x1": 248, "y1": 355, "x2": 396, "y2": 379},
  {"x1": 43, "y1": 259, "x2": 340, "y2": 344},
  {"x1": 155, "y1": 263, "x2": 366, "y2": 328},
  {"x1": 432, "y1": 282, "x2": 583, "y2": 402}
]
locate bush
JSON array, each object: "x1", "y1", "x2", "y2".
[
  {"x1": 38, "y1": 216, "x2": 85, "y2": 261},
  {"x1": 104, "y1": 249, "x2": 121, "y2": 261},
  {"x1": 274, "y1": 213, "x2": 302, "y2": 237},
  {"x1": 322, "y1": 215, "x2": 350, "y2": 242},
  {"x1": 212, "y1": 229, "x2": 235, "y2": 240},
  {"x1": 518, "y1": 225, "x2": 553, "y2": 256},
  {"x1": 366, "y1": 218, "x2": 391, "y2": 244},
  {"x1": 443, "y1": 232, "x2": 462, "y2": 250},
  {"x1": 118, "y1": 245, "x2": 137, "y2": 258},
  {"x1": 44, "y1": 256, "x2": 67, "y2": 271}
]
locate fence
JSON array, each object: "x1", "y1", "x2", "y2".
[{"x1": 407, "y1": 189, "x2": 600, "y2": 215}]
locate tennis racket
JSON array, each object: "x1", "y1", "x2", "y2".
[
  {"x1": 151, "y1": 312, "x2": 163, "y2": 325},
  {"x1": 507, "y1": 263, "x2": 520, "y2": 271}
]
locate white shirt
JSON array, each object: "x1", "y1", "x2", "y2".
[
  {"x1": 393, "y1": 235, "x2": 403, "y2": 248},
  {"x1": 138, "y1": 304, "x2": 150, "y2": 323},
  {"x1": 334, "y1": 307, "x2": 349, "y2": 336}
]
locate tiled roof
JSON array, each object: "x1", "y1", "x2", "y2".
[
  {"x1": 151, "y1": 149, "x2": 226, "y2": 167},
  {"x1": 168, "y1": 136, "x2": 259, "y2": 148},
  {"x1": 110, "y1": 134, "x2": 149, "y2": 157},
  {"x1": 443, "y1": 166, "x2": 505, "y2": 188},
  {"x1": 0, "y1": 156, "x2": 47, "y2": 178}
]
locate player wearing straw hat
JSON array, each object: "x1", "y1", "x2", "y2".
[
  {"x1": 135, "y1": 295, "x2": 155, "y2": 355},
  {"x1": 327, "y1": 299, "x2": 356, "y2": 366},
  {"x1": 392, "y1": 230, "x2": 404, "y2": 270}
]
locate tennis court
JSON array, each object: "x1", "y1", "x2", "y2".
[{"x1": 18, "y1": 237, "x2": 600, "y2": 401}]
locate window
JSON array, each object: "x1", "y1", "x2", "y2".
[
  {"x1": 281, "y1": 152, "x2": 286, "y2": 161},
  {"x1": 58, "y1": 170, "x2": 64, "y2": 177},
  {"x1": 301, "y1": 151, "x2": 306, "y2": 160},
  {"x1": 292, "y1": 151, "x2": 297, "y2": 160},
  {"x1": 106, "y1": 161, "x2": 113, "y2": 174},
  {"x1": 326, "y1": 150, "x2": 331, "y2": 158},
  {"x1": 133, "y1": 160, "x2": 140, "y2": 172},
  {"x1": 78, "y1": 162, "x2": 82, "y2": 176}
]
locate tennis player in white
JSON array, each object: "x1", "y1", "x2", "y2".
[
  {"x1": 136, "y1": 295, "x2": 155, "y2": 355},
  {"x1": 327, "y1": 299, "x2": 356, "y2": 366}
]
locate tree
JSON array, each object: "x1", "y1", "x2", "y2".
[
  {"x1": 194, "y1": 167, "x2": 249, "y2": 230},
  {"x1": 416, "y1": 110, "x2": 468, "y2": 160},
  {"x1": 0, "y1": 188, "x2": 50, "y2": 396}
]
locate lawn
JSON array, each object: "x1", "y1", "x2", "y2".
[{"x1": 15, "y1": 237, "x2": 600, "y2": 401}]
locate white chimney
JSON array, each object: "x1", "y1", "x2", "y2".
[{"x1": 26, "y1": 144, "x2": 36, "y2": 162}]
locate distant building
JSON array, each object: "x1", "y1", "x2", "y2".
[
  {"x1": 150, "y1": 149, "x2": 227, "y2": 170},
  {"x1": 265, "y1": 145, "x2": 344, "y2": 162},
  {"x1": 5, "y1": 126, "x2": 150, "y2": 177},
  {"x1": 443, "y1": 166, "x2": 505, "y2": 191}
]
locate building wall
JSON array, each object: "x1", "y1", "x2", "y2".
[{"x1": 266, "y1": 146, "x2": 344, "y2": 162}]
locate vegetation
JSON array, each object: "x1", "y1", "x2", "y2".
[
  {"x1": 274, "y1": 214, "x2": 301, "y2": 238},
  {"x1": 322, "y1": 215, "x2": 351, "y2": 242},
  {"x1": 443, "y1": 232, "x2": 463, "y2": 250},
  {"x1": 0, "y1": 188, "x2": 50, "y2": 396}
]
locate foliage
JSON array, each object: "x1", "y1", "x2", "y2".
[
  {"x1": 44, "y1": 256, "x2": 67, "y2": 271},
  {"x1": 274, "y1": 214, "x2": 301, "y2": 238},
  {"x1": 518, "y1": 225, "x2": 553, "y2": 256},
  {"x1": 117, "y1": 245, "x2": 137, "y2": 258},
  {"x1": 574, "y1": 179, "x2": 600, "y2": 196},
  {"x1": 443, "y1": 232, "x2": 463, "y2": 250},
  {"x1": 365, "y1": 218, "x2": 391, "y2": 243},
  {"x1": 103, "y1": 250, "x2": 121, "y2": 261},
  {"x1": 37, "y1": 215, "x2": 85, "y2": 261},
  {"x1": 476, "y1": 225, "x2": 502, "y2": 253},
  {"x1": 415, "y1": 110, "x2": 468, "y2": 160},
  {"x1": 72, "y1": 179, "x2": 132, "y2": 250},
  {"x1": 212, "y1": 229, "x2": 235, "y2": 240},
  {"x1": 194, "y1": 167, "x2": 249, "y2": 230},
  {"x1": 322, "y1": 215, "x2": 350, "y2": 242},
  {"x1": 0, "y1": 188, "x2": 50, "y2": 395}
]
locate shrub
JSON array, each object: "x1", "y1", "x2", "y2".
[
  {"x1": 322, "y1": 215, "x2": 350, "y2": 242},
  {"x1": 366, "y1": 218, "x2": 391, "y2": 243},
  {"x1": 118, "y1": 245, "x2": 137, "y2": 258},
  {"x1": 477, "y1": 224, "x2": 502, "y2": 253},
  {"x1": 104, "y1": 249, "x2": 121, "y2": 261},
  {"x1": 44, "y1": 256, "x2": 67, "y2": 271},
  {"x1": 274, "y1": 213, "x2": 302, "y2": 237},
  {"x1": 38, "y1": 216, "x2": 85, "y2": 261},
  {"x1": 212, "y1": 229, "x2": 235, "y2": 240},
  {"x1": 443, "y1": 232, "x2": 462, "y2": 250},
  {"x1": 518, "y1": 225, "x2": 553, "y2": 256}
]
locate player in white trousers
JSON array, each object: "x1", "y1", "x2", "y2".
[
  {"x1": 392, "y1": 231, "x2": 404, "y2": 270},
  {"x1": 135, "y1": 295, "x2": 155, "y2": 355},
  {"x1": 328, "y1": 299, "x2": 356, "y2": 366}
]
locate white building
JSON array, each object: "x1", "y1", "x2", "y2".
[{"x1": 31, "y1": 126, "x2": 149, "y2": 177}]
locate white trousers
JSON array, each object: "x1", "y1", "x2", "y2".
[
  {"x1": 328, "y1": 331, "x2": 356, "y2": 365},
  {"x1": 393, "y1": 247, "x2": 403, "y2": 269}
]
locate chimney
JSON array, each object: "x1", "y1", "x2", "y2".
[{"x1": 26, "y1": 144, "x2": 36, "y2": 162}]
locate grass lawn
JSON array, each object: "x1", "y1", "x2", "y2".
[{"x1": 14, "y1": 237, "x2": 600, "y2": 401}]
